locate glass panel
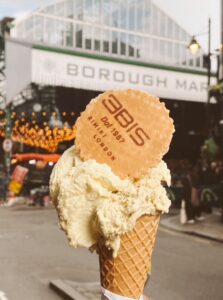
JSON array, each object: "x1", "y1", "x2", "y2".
[
  {"x1": 94, "y1": 27, "x2": 101, "y2": 51},
  {"x1": 174, "y1": 23, "x2": 180, "y2": 40},
  {"x1": 55, "y1": 2, "x2": 64, "y2": 16},
  {"x1": 134, "y1": 36, "x2": 142, "y2": 58},
  {"x1": 167, "y1": 42, "x2": 172, "y2": 61},
  {"x1": 112, "y1": 7, "x2": 118, "y2": 27},
  {"x1": 66, "y1": 0, "x2": 74, "y2": 18},
  {"x1": 120, "y1": 33, "x2": 126, "y2": 56},
  {"x1": 167, "y1": 17, "x2": 173, "y2": 38},
  {"x1": 17, "y1": 24, "x2": 23, "y2": 37},
  {"x1": 174, "y1": 43, "x2": 180, "y2": 63},
  {"x1": 120, "y1": 3, "x2": 127, "y2": 29},
  {"x1": 25, "y1": 17, "x2": 33, "y2": 32},
  {"x1": 189, "y1": 54, "x2": 194, "y2": 66},
  {"x1": 84, "y1": 26, "x2": 92, "y2": 50},
  {"x1": 102, "y1": 29, "x2": 109, "y2": 53},
  {"x1": 141, "y1": 37, "x2": 149, "y2": 60},
  {"x1": 84, "y1": 0, "x2": 93, "y2": 21},
  {"x1": 75, "y1": 0, "x2": 83, "y2": 20},
  {"x1": 45, "y1": 4, "x2": 55, "y2": 14},
  {"x1": 35, "y1": 15, "x2": 44, "y2": 42},
  {"x1": 55, "y1": 20, "x2": 65, "y2": 46},
  {"x1": 160, "y1": 40, "x2": 165, "y2": 60},
  {"x1": 128, "y1": 2, "x2": 135, "y2": 30},
  {"x1": 152, "y1": 39, "x2": 159, "y2": 59},
  {"x1": 44, "y1": 18, "x2": 55, "y2": 44},
  {"x1": 76, "y1": 24, "x2": 83, "y2": 48},
  {"x1": 102, "y1": 0, "x2": 111, "y2": 26},
  {"x1": 152, "y1": 6, "x2": 158, "y2": 35},
  {"x1": 136, "y1": 3, "x2": 144, "y2": 31},
  {"x1": 65, "y1": 22, "x2": 73, "y2": 47},
  {"x1": 112, "y1": 31, "x2": 118, "y2": 54},
  {"x1": 128, "y1": 34, "x2": 135, "y2": 57},
  {"x1": 144, "y1": 1, "x2": 150, "y2": 33},
  {"x1": 160, "y1": 13, "x2": 166, "y2": 37},
  {"x1": 93, "y1": 0, "x2": 100, "y2": 23}
]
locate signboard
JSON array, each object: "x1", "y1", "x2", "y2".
[
  {"x1": 2, "y1": 138, "x2": 13, "y2": 152},
  {"x1": 11, "y1": 165, "x2": 29, "y2": 183},
  {"x1": 6, "y1": 39, "x2": 32, "y2": 104},
  {"x1": 8, "y1": 165, "x2": 28, "y2": 195},
  {"x1": 6, "y1": 38, "x2": 216, "y2": 103},
  {"x1": 32, "y1": 48, "x2": 216, "y2": 103}
]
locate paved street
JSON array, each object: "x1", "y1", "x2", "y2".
[{"x1": 0, "y1": 206, "x2": 222, "y2": 300}]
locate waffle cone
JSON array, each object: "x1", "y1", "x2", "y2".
[{"x1": 99, "y1": 214, "x2": 160, "y2": 299}]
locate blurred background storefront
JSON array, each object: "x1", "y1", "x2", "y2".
[{"x1": 0, "y1": 0, "x2": 219, "y2": 160}]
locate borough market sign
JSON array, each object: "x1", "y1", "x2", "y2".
[{"x1": 6, "y1": 38, "x2": 216, "y2": 104}]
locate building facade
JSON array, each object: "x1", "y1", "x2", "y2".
[
  {"x1": 4, "y1": 0, "x2": 216, "y2": 159},
  {"x1": 11, "y1": 0, "x2": 203, "y2": 70}
]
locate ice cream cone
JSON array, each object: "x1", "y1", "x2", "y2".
[{"x1": 99, "y1": 214, "x2": 160, "y2": 299}]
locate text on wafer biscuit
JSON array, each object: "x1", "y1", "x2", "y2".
[
  {"x1": 102, "y1": 94, "x2": 150, "y2": 146},
  {"x1": 87, "y1": 115, "x2": 116, "y2": 161}
]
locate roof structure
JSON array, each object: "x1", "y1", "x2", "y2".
[{"x1": 10, "y1": 0, "x2": 204, "y2": 70}]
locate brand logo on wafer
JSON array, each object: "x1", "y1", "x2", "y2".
[
  {"x1": 102, "y1": 94, "x2": 150, "y2": 146},
  {"x1": 75, "y1": 89, "x2": 174, "y2": 179}
]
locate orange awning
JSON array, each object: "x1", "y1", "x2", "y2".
[{"x1": 12, "y1": 153, "x2": 61, "y2": 163}]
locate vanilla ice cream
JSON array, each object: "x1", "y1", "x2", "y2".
[{"x1": 50, "y1": 145, "x2": 171, "y2": 257}]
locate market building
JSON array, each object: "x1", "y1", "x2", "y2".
[{"x1": 1, "y1": 0, "x2": 218, "y2": 158}]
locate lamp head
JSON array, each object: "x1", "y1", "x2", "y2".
[{"x1": 187, "y1": 36, "x2": 201, "y2": 55}]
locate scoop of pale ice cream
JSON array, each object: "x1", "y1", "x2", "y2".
[{"x1": 50, "y1": 145, "x2": 171, "y2": 257}]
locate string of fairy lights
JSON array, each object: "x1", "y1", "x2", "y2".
[{"x1": 0, "y1": 110, "x2": 76, "y2": 152}]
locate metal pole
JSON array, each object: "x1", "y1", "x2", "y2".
[
  {"x1": 207, "y1": 17, "x2": 211, "y2": 99},
  {"x1": 3, "y1": 105, "x2": 12, "y2": 202},
  {"x1": 220, "y1": 0, "x2": 223, "y2": 155},
  {"x1": 206, "y1": 18, "x2": 211, "y2": 134},
  {"x1": 221, "y1": 0, "x2": 223, "y2": 81}
]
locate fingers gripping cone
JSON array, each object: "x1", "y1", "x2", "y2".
[{"x1": 99, "y1": 214, "x2": 160, "y2": 299}]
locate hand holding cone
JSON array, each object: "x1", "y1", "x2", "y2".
[{"x1": 99, "y1": 215, "x2": 160, "y2": 299}]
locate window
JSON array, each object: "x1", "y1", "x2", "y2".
[
  {"x1": 174, "y1": 43, "x2": 180, "y2": 63},
  {"x1": 94, "y1": 28, "x2": 101, "y2": 51},
  {"x1": 65, "y1": 22, "x2": 73, "y2": 47},
  {"x1": 167, "y1": 17, "x2": 173, "y2": 38},
  {"x1": 120, "y1": 33, "x2": 126, "y2": 56},
  {"x1": 44, "y1": 18, "x2": 55, "y2": 45},
  {"x1": 128, "y1": 34, "x2": 135, "y2": 57},
  {"x1": 55, "y1": 2, "x2": 64, "y2": 17},
  {"x1": 84, "y1": 26, "x2": 92, "y2": 50},
  {"x1": 84, "y1": 0, "x2": 93, "y2": 21},
  {"x1": 75, "y1": 0, "x2": 83, "y2": 20},
  {"x1": 102, "y1": 29, "x2": 109, "y2": 53},
  {"x1": 92, "y1": 0, "x2": 100, "y2": 22},
  {"x1": 65, "y1": 0, "x2": 74, "y2": 18},
  {"x1": 112, "y1": 31, "x2": 118, "y2": 54},
  {"x1": 160, "y1": 12, "x2": 166, "y2": 36},
  {"x1": 76, "y1": 25, "x2": 83, "y2": 48},
  {"x1": 120, "y1": 4, "x2": 127, "y2": 29},
  {"x1": 134, "y1": 36, "x2": 142, "y2": 58},
  {"x1": 152, "y1": 6, "x2": 158, "y2": 35},
  {"x1": 34, "y1": 15, "x2": 44, "y2": 42},
  {"x1": 102, "y1": 0, "x2": 111, "y2": 26}
]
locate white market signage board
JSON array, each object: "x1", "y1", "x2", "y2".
[
  {"x1": 32, "y1": 49, "x2": 214, "y2": 103},
  {"x1": 6, "y1": 39, "x2": 215, "y2": 104}
]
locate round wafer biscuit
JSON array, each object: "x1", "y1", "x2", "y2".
[{"x1": 75, "y1": 89, "x2": 174, "y2": 179}]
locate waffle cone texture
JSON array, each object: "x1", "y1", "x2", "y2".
[{"x1": 99, "y1": 214, "x2": 160, "y2": 299}]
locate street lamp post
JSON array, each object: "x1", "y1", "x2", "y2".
[{"x1": 187, "y1": 18, "x2": 212, "y2": 133}]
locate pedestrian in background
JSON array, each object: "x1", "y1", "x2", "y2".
[{"x1": 182, "y1": 164, "x2": 205, "y2": 224}]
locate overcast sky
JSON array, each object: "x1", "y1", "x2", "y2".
[{"x1": 0, "y1": 0, "x2": 220, "y2": 52}]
